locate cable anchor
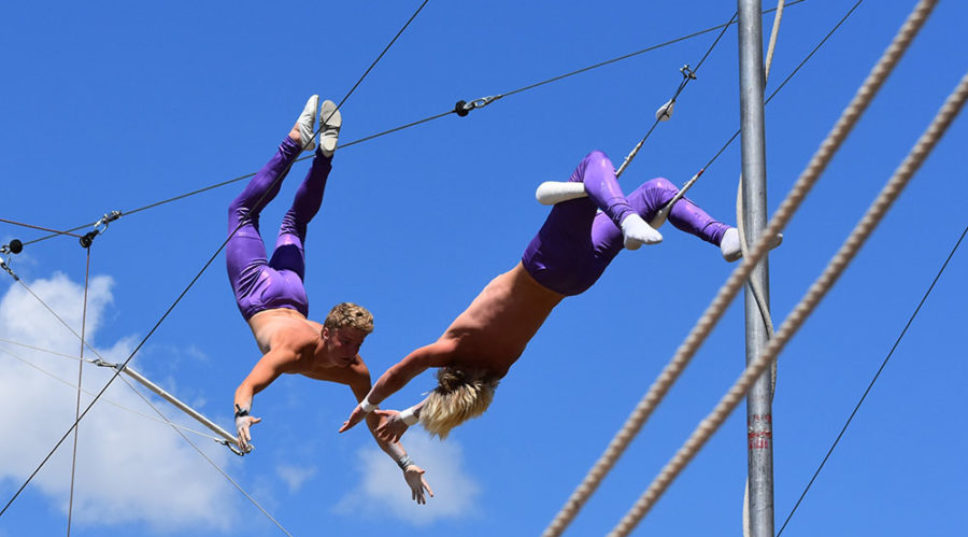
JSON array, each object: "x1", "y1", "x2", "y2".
[
  {"x1": 454, "y1": 95, "x2": 501, "y2": 117},
  {"x1": 79, "y1": 210, "x2": 122, "y2": 248},
  {"x1": 0, "y1": 258, "x2": 19, "y2": 281},
  {"x1": 0, "y1": 239, "x2": 23, "y2": 256},
  {"x1": 680, "y1": 64, "x2": 697, "y2": 80}
]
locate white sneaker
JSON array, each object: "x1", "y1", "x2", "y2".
[
  {"x1": 720, "y1": 227, "x2": 783, "y2": 262},
  {"x1": 535, "y1": 181, "x2": 588, "y2": 205},
  {"x1": 318, "y1": 100, "x2": 342, "y2": 157},
  {"x1": 621, "y1": 213, "x2": 663, "y2": 250},
  {"x1": 296, "y1": 95, "x2": 319, "y2": 152}
]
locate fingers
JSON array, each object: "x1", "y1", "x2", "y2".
[
  {"x1": 251, "y1": 417, "x2": 262, "y2": 424},
  {"x1": 422, "y1": 477, "x2": 435, "y2": 498}
]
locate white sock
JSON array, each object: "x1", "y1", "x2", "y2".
[
  {"x1": 621, "y1": 213, "x2": 663, "y2": 250},
  {"x1": 535, "y1": 181, "x2": 588, "y2": 205},
  {"x1": 721, "y1": 227, "x2": 784, "y2": 262}
]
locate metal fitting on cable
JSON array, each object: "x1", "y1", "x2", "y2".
[
  {"x1": 454, "y1": 95, "x2": 500, "y2": 117},
  {"x1": 79, "y1": 210, "x2": 122, "y2": 248},
  {"x1": 0, "y1": 239, "x2": 23, "y2": 256},
  {"x1": 680, "y1": 64, "x2": 697, "y2": 80},
  {"x1": 0, "y1": 258, "x2": 18, "y2": 281}
]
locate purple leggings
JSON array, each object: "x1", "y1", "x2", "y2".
[
  {"x1": 522, "y1": 150, "x2": 730, "y2": 296},
  {"x1": 226, "y1": 137, "x2": 332, "y2": 320}
]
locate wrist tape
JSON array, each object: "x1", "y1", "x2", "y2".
[
  {"x1": 397, "y1": 455, "x2": 414, "y2": 470},
  {"x1": 360, "y1": 397, "x2": 377, "y2": 413},
  {"x1": 399, "y1": 406, "x2": 419, "y2": 426}
]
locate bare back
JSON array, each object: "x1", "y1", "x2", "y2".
[{"x1": 441, "y1": 262, "x2": 565, "y2": 377}]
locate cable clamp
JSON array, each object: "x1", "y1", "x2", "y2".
[
  {"x1": 0, "y1": 258, "x2": 18, "y2": 281},
  {"x1": 454, "y1": 95, "x2": 500, "y2": 117},
  {"x1": 79, "y1": 210, "x2": 123, "y2": 248},
  {"x1": 680, "y1": 64, "x2": 697, "y2": 80},
  {"x1": 220, "y1": 438, "x2": 247, "y2": 457},
  {"x1": 1, "y1": 239, "x2": 23, "y2": 256}
]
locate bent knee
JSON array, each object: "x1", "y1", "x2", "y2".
[
  {"x1": 646, "y1": 177, "x2": 677, "y2": 192},
  {"x1": 583, "y1": 150, "x2": 614, "y2": 170}
]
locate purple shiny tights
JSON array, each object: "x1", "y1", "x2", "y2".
[
  {"x1": 521, "y1": 150, "x2": 730, "y2": 295},
  {"x1": 226, "y1": 137, "x2": 332, "y2": 319}
]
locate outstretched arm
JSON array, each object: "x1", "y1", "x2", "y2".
[
  {"x1": 339, "y1": 338, "x2": 456, "y2": 433},
  {"x1": 233, "y1": 344, "x2": 302, "y2": 451},
  {"x1": 345, "y1": 374, "x2": 434, "y2": 504},
  {"x1": 373, "y1": 399, "x2": 426, "y2": 444}
]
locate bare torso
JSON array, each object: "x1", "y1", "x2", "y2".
[
  {"x1": 440, "y1": 262, "x2": 565, "y2": 377},
  {"x1": 245, "y1": 308, "x2": 365, "y2": 382}
]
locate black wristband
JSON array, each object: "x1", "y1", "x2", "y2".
[{"x1": 234, "y1": 405, "x2": 249, "y2": 418}]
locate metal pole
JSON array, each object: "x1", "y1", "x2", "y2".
[
  {"x1": 737, "y1": 1, "x2": 775, "y2": 536},
  {"x1": 95, "y1": 361, "x2": 247, "y2": 453}
]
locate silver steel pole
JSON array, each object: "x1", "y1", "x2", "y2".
[
  {"x1": 111, "y1": 363, "x2": 246, "y2": 453},
  {"x1": 737, "y1": 1, "x2": 775, "y2": 536}
]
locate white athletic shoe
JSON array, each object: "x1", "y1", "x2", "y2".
[
  {"x1": 297, "y1": 95, "x2": 319, "y2": 152},
  {"x1": 720, "y1": 227, "x2": 784, "y2": 262},
  {"x1": 621, "y1": 213, "x2": 663, "y2": 250},
  {"x1": 535, "y1": 181, "x2": 588, "y2": 205},
  {"x1": 318, "y1": 99, "x2": 342, "y2": 157}
]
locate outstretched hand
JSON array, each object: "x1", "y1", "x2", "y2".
[
  {"x1": 374, "y1": 409, "x2": 410, "y2": 443},
  {"x1": 403, "y1": 465, "x2": 434, "y2": 505},
  {"x1": 236, "y1": 414, "x2": 262, "y2": 451},
  {"x1": 339, "y1": 405, "x2": 367, "y2": 433}
]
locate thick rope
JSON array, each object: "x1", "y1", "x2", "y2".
[
  {"x1": 540, "y1": 1, "x2": 937, "y2": 534},
  {"x1": 608, "y1": 65, "x2": 967, "y2": 537},
  {"x1": 776, "y1": 223, "x2": 968, "y2": 536}
]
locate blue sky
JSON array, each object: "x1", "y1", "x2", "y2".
[{"x1": 1, "y1": 1, "x2": 966, "y2": 536}]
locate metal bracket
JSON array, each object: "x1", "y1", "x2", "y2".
[
  {"x1": 680, "y1": 64, "x2": 697, "y2": 80},
  {"x1": 80, "y1": 210, "x2": 122, "y2": 248},
  {"x1": 454, "y1": 95, "x2": 500, "y2": 117}
]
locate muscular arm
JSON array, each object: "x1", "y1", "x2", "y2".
[
  {"x1": 367, "y1": 339, "x2": 459, "y2": 405},
  {"x1": 233, "y1": 345, "x2": 301, "y2": 412}
]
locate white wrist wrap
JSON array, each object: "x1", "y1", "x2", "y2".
[
  {"x1": 360, "y1": 397, "x2": 377, "y2": 413},
  {"x1": 400, "y1": 406, "x2": 419, "y2": 426}
]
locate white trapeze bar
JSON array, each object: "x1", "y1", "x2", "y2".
[{"x1": 96, "y1": 360, "x2": 251, "y2": 455}]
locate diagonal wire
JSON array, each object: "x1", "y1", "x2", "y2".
[
  {"x1": 0, "y1": 218, "x2": 81, "y2": 238},
  {"x1": 116, "y1": 370, "x2": 295, "y2": 536},
  {"x1": 608, "y1": 60, "x2": 964, "y2": 537},
  {"x1": 0, "y1": 0, "x2": 432, "y2": 518},
  {"x1": 15, "y1": 1, "x2": 809, "y2": 249},
  {"x1": 701, "y1": 0, "x2": 864, "y2": 173},
  {"x1": 776, "y1": 224, "x2": 968, "y2": 536},
  {"x1": 615, "y1": 10, "x2": 737, "y2": 178},
  {"x1": 0, "y1": 347, "x2": 224, "y2": 442},
  {"x1": 66, "y1": 247, "x2": 91, "y2": 537},
  {"x1": 541, "y1": 1, "x2": 935, "y2": 534}
]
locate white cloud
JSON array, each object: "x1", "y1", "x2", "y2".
[
  {"x1": 0, "y1": 273, "x2": 240, "y2": 533},
  {"x1": 276, "y1": 464, "x2": 317, "y2": 494},
  {"x1": 335, "y1": 433, "x2": 481, "y2": 525}
]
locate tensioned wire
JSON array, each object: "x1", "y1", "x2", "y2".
[
  {"x1": 0, "y1": 346, "x2": 225, "y2": 442},
  {"x1": 541, "y1": 0, "x2": 938, "y2": 535},
  {"x1": 609, "y1": 62, "x2": 966, "y2": 537},
  {"x1": 0, "y1": 0, "x2": 432, "y2": 521},
  {"x1": 66, "y1": 246, "x2": 91, "y2": 537},
  {"x1": 0, "y1": 265, "x2": 290, "y2": 530},
  {"x1": 776, "y1": 223, "x2": 968, "y2": 536},
  {"x1": 539, "y1": 1, "x2": 864, "y2": 535},
  {"x1": 6, "y1": 1, "x2": 809, "y2": 249}
]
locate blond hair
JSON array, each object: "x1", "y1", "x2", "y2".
[
  {"x1": 420, "y1": 367, "x2": 499, "y2": 439},
  {"x1": 323, "y1": 302, "x2": 374, "y2": 334}
]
